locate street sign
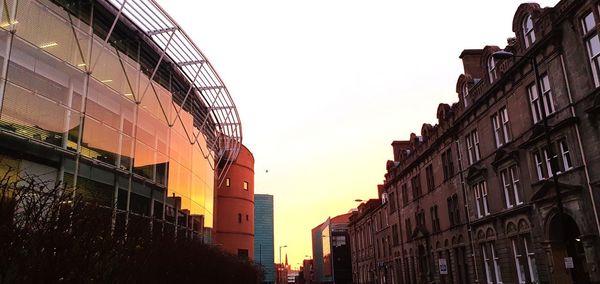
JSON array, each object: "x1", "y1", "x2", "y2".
[
  {"x1": 565, "y1": 257, "x2": 574, "y2": 269},
  {"x1": 439, "y1": 258, "x2": 448, "y2": 275}
]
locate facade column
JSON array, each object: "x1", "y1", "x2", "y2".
[{"x1": 581, "y1": 234, "x2": 600, "y2": 283}]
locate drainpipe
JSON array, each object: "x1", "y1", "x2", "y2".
[{"x1": 455, "y1": 138, "x2": 480, "y2": 283}]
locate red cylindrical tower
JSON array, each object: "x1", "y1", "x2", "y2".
[{"x1": 214, "y1": 145, "x2": 255, "y2": 258}]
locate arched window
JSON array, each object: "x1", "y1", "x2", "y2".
[
  {"x1": 488, "y1": 56, "x2": 497, "y2": 83},
  {"x1": 522, "y1": 14, "x2": 536, "y2": 48}
]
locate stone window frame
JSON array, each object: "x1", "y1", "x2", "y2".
[
  {"x1": 526, "y1": 73, "x2": 556, "y2": 124},
  {"x1": 488, "y1": 56, "x2": 498, "y2": 83},
  {"x1": 476, "y1": 227, "x2": 503, "y2": 284},
  {"x1": 522, "y1": 14, "x2": 536, "y2": 49},
  {"x1": 499, "y1": 164, "x2": 523, "y2": 209},
  {"x1": 466, "y1": 129, "x2": 481, "y2": 165},
  {"x1": 472, "y1": 179, "x2": 490, "y2": 218},
  {"x1": 580, "y1": 7, "x2": 600, "y2": 88},
  {"x1": 530, "y1": 136, "x2": 574, "y2": 181},
  {"x1": 505, "y1": 219, "x2": 538, "y2": 284},
  {"x1": 491, "y1": 106, "x2": 511, "y2": 148}
]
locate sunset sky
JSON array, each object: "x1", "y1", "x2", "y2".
[{"x1": 157, "y1": 0, "x2": 559, "y2": 268}]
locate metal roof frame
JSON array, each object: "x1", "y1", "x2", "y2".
[{"x1": 104, "y1": 0, "x2": 242, "y2": 184}]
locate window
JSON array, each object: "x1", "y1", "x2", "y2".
[
  {"x1": 238, "y1": 249, "x2": 249, "y2": 258},
  {"x1": 488, "y1": 56, "x2": 498, "y2": 83},
  {"x1": 540, "y1": 75, "x2": 556, "y2": 116},
  {"x1": 425, "y1": 164, "x2": 435, "y2": 192},
  {"x1": 243, "y1": 181, "x2": 248, "y2": 191},
  {"x1": 441, "y1": 148, "x2": 454, "y2": 180},
  {"x1": 527, "y1": 75, "x2": 555, "y2": 124},
  {"x1": 430, "y1": 205, "x2": 440, "y2": 233},
  {"x1": 466, "y1": 130, "x2": 481, "y2": 165},
  {"x1": 533, "y1": 148, "x2": 547, "y2": 180},
  {"x1": 392, "y1": 224, "x2": 399, "y2": 246},
  {"x1": 500, "y1": 165, "x2": 523, "y2": 208},
  {"x1": 533, "y1": 139, "x2": 574, "y2": 180},
  {"x1": 246, "y1": 214, "x2": 249, "y2": 221},
  {"x1": 411, "y1": 174, "x2": 422, "y2": 200},
  {"x1": 512, "y1": 235, "x2": 539, "y2": 284},
  {"x1": 416, "y1": 209, "x2": 425, "y2": 227},
  {"x1": 559, "y1": 139, "x2": 573, "y2": 171},
  {"x1": 405, "y1": 218, "x2": 412, "y2": 240},
  {"x1": 389, "y1": 191, "x2": 396, "y2": 212},
  {"x1": 473, "y1": 180, "x2": 490, "y2": 218},
  {"x1": 481, "y1": 242, "x2": 503, "y2": 284},
  {"x1": 463, "y1": 83, "x2": 470, "y2": 107},
  {"x1": 402, "y1": 183, "x2": 409, "y2": 206},
  {"x1": 225, "y1": 178, "x2": 230, "y2": 187},
  {"x1": 238, "y1": 213, "x2": 242, "y2": 224},
  {"x1": 522, "y1": 14, "x2": 536, "y2": 48},
  {"x1": 582, "y1": 11, "x2": 600, "y2": 87},
  {"x1": 491, "y1": 107, "x2": 510, "y2": 148},
  {"x1": 447, "y1": 194, "x2": 460, "y2": 226}
]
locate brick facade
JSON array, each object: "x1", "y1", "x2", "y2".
[{"x1": 350, "y1": 1, "x2": 600, "y2": 283}]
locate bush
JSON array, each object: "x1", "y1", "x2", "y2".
[{"x1": 0, "y1": 170, "x2": 264, "y2": 283}]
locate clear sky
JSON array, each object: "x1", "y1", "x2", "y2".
[{"x1": 157, "y1": 0, "x2": 559, "y2": 269}]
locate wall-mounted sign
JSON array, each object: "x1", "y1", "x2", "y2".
[
  {"x1": 565, "y1": 257, "x2": 574, "y2": 269},
  {"x1": 439, "y1": 258, "x2": 448, "y2": 275}
]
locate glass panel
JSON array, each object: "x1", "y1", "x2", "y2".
[
  {"x1": 81, "y1": 115, "x2": 119, "y2": 165},
  {"x1": 15, "y1": 0, "x2": 90, "y2": 68},
  {"x1": 133, "y1": 140, "x2": 155, "y2": 180},
  {"x1": 139, "y1": 75, "x2": 172, "y2": 124},
  {"x1": 589, "y1": 35, "x2": 600, "y2": 57},
  {"x1": 90, "y1": 38, "x2": 137, "y2": 98},
  {"x1": 584, "y1": 12, "x2": 596, "y2": 34}
]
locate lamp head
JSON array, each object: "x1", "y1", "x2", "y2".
[{"x1": 492, "y1": 50, "x2": 515, "y2": 60}]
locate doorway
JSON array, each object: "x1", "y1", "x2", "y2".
[{"x1": 548, "y1": 213, "x2": 590, "y2": 284}]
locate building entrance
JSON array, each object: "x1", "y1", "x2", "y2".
[{"x1": 548, "y1": 213, "x2": 590, "y2": 284}]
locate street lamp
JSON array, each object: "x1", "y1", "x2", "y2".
[
  {"x1": 492, "y1": 50, "x2": 564, "y2": 215},
  {"x1": 279, "y1": 245, "x2": 288, "y2": 265}
]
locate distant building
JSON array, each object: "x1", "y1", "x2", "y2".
[
  {"x1": 348, "y1": 199, "x2": 380, "y2": 283},
  {"x1": 311, "y1": 213, "x2": 353, "y2": 284},
  {"x1": 214, "y1": 145, "x2": 255, "y2": 258},
  {"x1": 255, "y1": 194, "x2": 275, "y2": 283},
  {"x1": 297, "y1": 259, "x2": 314, "y2": 284},
  {"x1": 276, "y1": 263, "x2": 288, "y2": 284},
  {"x1": 287, "y1": 269, "x2": 299, "y2": 283}
]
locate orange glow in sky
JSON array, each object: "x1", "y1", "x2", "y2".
[{"x1": 158, "y1": 0, "x2": 560, "y2": 269}]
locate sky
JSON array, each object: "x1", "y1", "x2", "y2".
[{"x1": 157, "y1": 0, "x2": 559, "y2": 269}]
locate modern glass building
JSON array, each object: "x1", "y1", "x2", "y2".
[
  {"x1": 0, "y1": 0, "x2": 241, "y2": 240},
  {"x1": 254, "y1": 194, "x2": 274, "y2": 283}
]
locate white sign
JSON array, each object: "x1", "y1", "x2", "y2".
[
  {"x1": 439, "y1": 258, "x2": 448, "y2": 275},
  {"x1": 565, "y1": 257, "x2": 574, "y2": 269}
]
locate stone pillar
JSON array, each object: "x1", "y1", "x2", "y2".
[
  {"x1": 541, "y1": 240, "x2": 554, "y2": 284},
  {"x1": 581, "y1": 234, "x2": 600, "y2": 284}
]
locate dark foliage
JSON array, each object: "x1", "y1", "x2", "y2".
[{"x1": 0, "y1": 170, "x2": 264, "y2": 283}]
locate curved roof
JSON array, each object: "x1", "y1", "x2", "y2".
[{"x1": 106, "y1": 0, "x2": 242, "y2": 182}]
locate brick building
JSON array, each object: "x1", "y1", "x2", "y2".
[{"x1": 350, "y1": 1, "x2": 600, "y2": 283}]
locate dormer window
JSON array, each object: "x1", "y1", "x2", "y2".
[
  {"x1": 462, "y1": 83, "x2": 470, "y2": 107},
  {"x1": 522, "y1": 14, "x2": 536, "y2": 48},
  {"x1": 488, "y1": 56, "x2": 498, "y2": 83}
]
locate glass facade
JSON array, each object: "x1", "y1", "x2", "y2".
[
  {"x1": 0, "y1": 0, "x2": 230, "y2": 235},
  {"x1": 254, "y1": 194, "x2": 275, "y2": 283}
]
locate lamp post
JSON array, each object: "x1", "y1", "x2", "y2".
[
  {"x1": 279, "y1": 245, "x2": 288, "y2": 265},
  {"x1": 492, "y1": 50, "x2": 564, "y2": 214}
]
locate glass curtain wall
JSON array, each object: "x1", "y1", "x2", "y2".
[{"x1": 0, "y1": 0, "x2": 215, "y2": 232}]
